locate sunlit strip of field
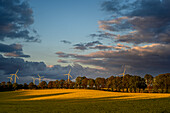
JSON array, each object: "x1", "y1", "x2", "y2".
[{"x1": 16, "y1": 89, "x2": 170, "y2": 101}]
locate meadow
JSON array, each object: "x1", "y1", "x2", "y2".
[{"x1": 0, "y1": 89, "x2": 170, "y2": 113}]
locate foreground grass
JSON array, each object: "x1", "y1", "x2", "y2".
[{"x1": 0, "y1": 89, "x2": 170, "y2": 113}]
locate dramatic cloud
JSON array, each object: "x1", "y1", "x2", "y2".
[
  {"x1": 60, "y1": 40, "x2": 72, "y2": 44},
  {"x1": 0, "y1": 55, "x2": 111, "y2": 83},
  {"x1": 90, "y1": 45, "x2": 114, "y2": 50},
  {"x1": 0, "y1": 0, "x2": 40, "y2": 42},
  {"x1": 73, "y1": 41, "x2": 102, "y2": 50},
  {"x1": 90, "y1": 31, "x2": 116, "y2": 40},
  {"x1": 90, "y1": 0, "x2": 170, "y2": 44},
  {"x1": 89, "y1": 44, "x2": 131, "y2": 50},
  {"x1": 56, "y1": 43, "x2": 170, "y2": 76},
  {"x1": 0, "y1": 43, "x2": 22, "y2": 53},
  {"x1": 57, "y1": 59, "x2": 69, "y2": 63},
  {"x1": 0, "y1": 43, "x2": 30, "y2": 58},
  {"x1": 4, "y1": 51, "x2": 30, "y2": 58}
]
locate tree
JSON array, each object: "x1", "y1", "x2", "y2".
[
  {"x1": 13, "y1": 83, "x2": 18, "y2": 90},
  {"x1": 76, "y1": 76, "x2": 84, "y2": 88},
  {"x1": 106, "y1": 76, "x2": 114, "y2": 91},
  {"x1": 144, "y1": 74, "x2": 153, "y2": 93},
  {"x1": 111, "y1": 77, "x2": 117, "y2": 91},
  {"x1": 69, "y1": 81, "x2": 75, "y2": 89},
  {"x1": 95, "y1": 77, "x2": 102, "y2": 89},
  {"x1": 139, "y1": 78, "x2": 147, "y2": 93},
  {"x1": 6, "y1": 82, "x2": 12, "y2": 90},
  {"x1": 52, "y1": 81, "x2": 56, "y2": 88},
  {"x1": 23, "y1": 83, "x2": 28, "y2": 89},
  {"x1": 116, "y1": 77, "x2": 122, "y2": 92},
  {"x1": 28, "y1": 82, "x2": 36, "y2": 89},
  {"x1": 82, "y1": 78, "x2": 88, "y2": 89},
  {"x1": 59, "y1": 79, "x2": 65, "y2": 88},
  {"x1": 133, "y1": 76, "x2": 141, "y2": 93},
  {"x1": 154, "y1": 73, "x2": 170, "y2": 93},
  {"x1": 164, "y1": 73, "x2": 170, "y2": 93},
  {"x1": 39, "y1": 81, "x2": 47, "y2": 89},
  {"x1": 101, "y1": 78, "x2": 106, "y2": 88},
  {"x1": 88, "y1": 79, "x2": 95, "y2": 89},
  {"x1": 1, "y1": 81, "x2": 6, "y2": 90},
  {"x1": 64, "y1": 80, "x2": 69, "y2": 89},
  {"x1": 48, "y1": 81, "x2": 53, "y2": 89},
  {"x1": 124, "y1": 74, "x2": 132, "y2": 92},
  {"x1": 18, "y1": 84, "x2": 23, "y2": 89}
]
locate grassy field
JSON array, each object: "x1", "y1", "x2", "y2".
[{"x1": 0, "y1": 89, "x2": 170, "y2": 113}]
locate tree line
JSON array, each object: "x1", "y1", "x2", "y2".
[{"x1": 0, "y1": 73, "x2": 170, "y2": 93}]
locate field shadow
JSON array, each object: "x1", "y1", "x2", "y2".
[
  {"x1": 95, "y1": 95, "x2": 131, "y2": 100},
  {"x1": 12, "y1": 92, "x2": 74, "y2": 100}
]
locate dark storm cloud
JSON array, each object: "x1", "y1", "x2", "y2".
[
  {"x1": 0, "y1": 0, "x2": 40, "y2": 42},
  {"x1": 4, "y1": 51, "x2": 30, "y2": 58},
  {"x1": 73, "y1": 41, "x2": 103, "y2": 50},
  {"x1": 60, "y1": 40, "x2": 72, "y2": 44},
  {"x1": 56, "y1": 44, "x2": 170, "y2": 75},
  {"x1": 0, "y1": 55, "x2": 111, "y2": 83},
  {"x1": 0, "y1": 43, "x2": 22, "y2": 52},
  {"x1": 0, "y1": 43, "x2": 30, "y2": 58},
  {"x1": 89, "y1": 44, "x2": 131, "y2": 50},
  {"x1": 89, "y1": 45, "x2": 114, "y2": 50},
  {"x1": 95, "y1": 0, "x2": 170, "y2": 44},
  {"x1": 73, "y1": 43, "x2": 87, "y2": 50}
]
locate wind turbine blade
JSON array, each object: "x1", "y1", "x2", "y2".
[
  {"x1": 16, "y1": 75, "x2": 19, "y2": 79},
  {"x1": 69, "y1": 69, "x2": 71, "y2": 74},
  {"x1": 124, "y1": 68, "x2": 126, "y2": 74},
  {"x1": 69, "y1": 75, "x2": 72, "y2": 78},
  {"x1": 41, "y1": 76, "x2": 44, "y2": 78},
  {"x1": 38, "y1": 74, "x2": 40, "y2": 77},
  {"x1": 15, "y1": 69, "x2": 19, "y2": 74},
  {"x1": 64, "y1": 74, "x2": 68, "y2": 75},
  {"x1": 119, "y1": 73, "x2": 123, "y2": 75}
]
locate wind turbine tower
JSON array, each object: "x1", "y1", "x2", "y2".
[
  {"x1": 37, "y1": 74, "x2": 44, "y2": 84},
  {"x1": 10, "y1": 70, "x2": 19, "y2": 83},
  {"x1": 64, "y1": 69, "x2": 72, "y2": 82},
  {"x1": 32, "y1": 77, "x2": 36, "y2": 85}
]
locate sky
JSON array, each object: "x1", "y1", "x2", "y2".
[{"x1": 0, "y1": 0, "x2": 170, "y2": 84}]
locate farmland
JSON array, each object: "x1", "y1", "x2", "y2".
[{"x1": 0, "y1": 89, "x2": 170, "y2": 113}]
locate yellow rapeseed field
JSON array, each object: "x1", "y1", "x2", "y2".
[{"x1": 17, "y1": 89, "x2": 170, "y2": 101}]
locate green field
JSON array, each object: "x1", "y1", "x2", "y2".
[{"x1": 0, "y1": 89, "x2": 170, "y2": 113}]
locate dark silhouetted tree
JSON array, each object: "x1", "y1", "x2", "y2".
[
  {"x1": 39, "y1": 81, "x2": 47, "y2": 89},
  {"x1": 88, "y1": 79, "x2": 95, "y2": 89},
  {"x1": 23, "y1": 83, "x2": 28, "y2": 89},
  {"x1": 13, "y1": 83, "x2": 18, "y2": 90},
  {"x1": 82, "y1": 77, "x2": 88, "y2": 89},
  {"x1": 48, "y1": 81, "x2": 53, "y2": 89},
  {"x1": 144, "y1": 74, "x2": 153, "y2": 93}
]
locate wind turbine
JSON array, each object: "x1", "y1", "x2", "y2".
[
  {"x1": 32, "y1": 77, "x2": 36, "y2": 85},
  {"x1": 7, "y1": 75, "x2": 13, "y2": 83},
  {"x1": 37, "y1": 74, "x2": 44, "y2": 84},
  {"x1": 119, "y1": 65, "x2": 126, "y2": 77},
  {"x1": 10, "y1": 69, "x2": 19, "y2": 83},
  {"x1": 64, "y1": 69, "x2": 72, "y2": 82}
]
